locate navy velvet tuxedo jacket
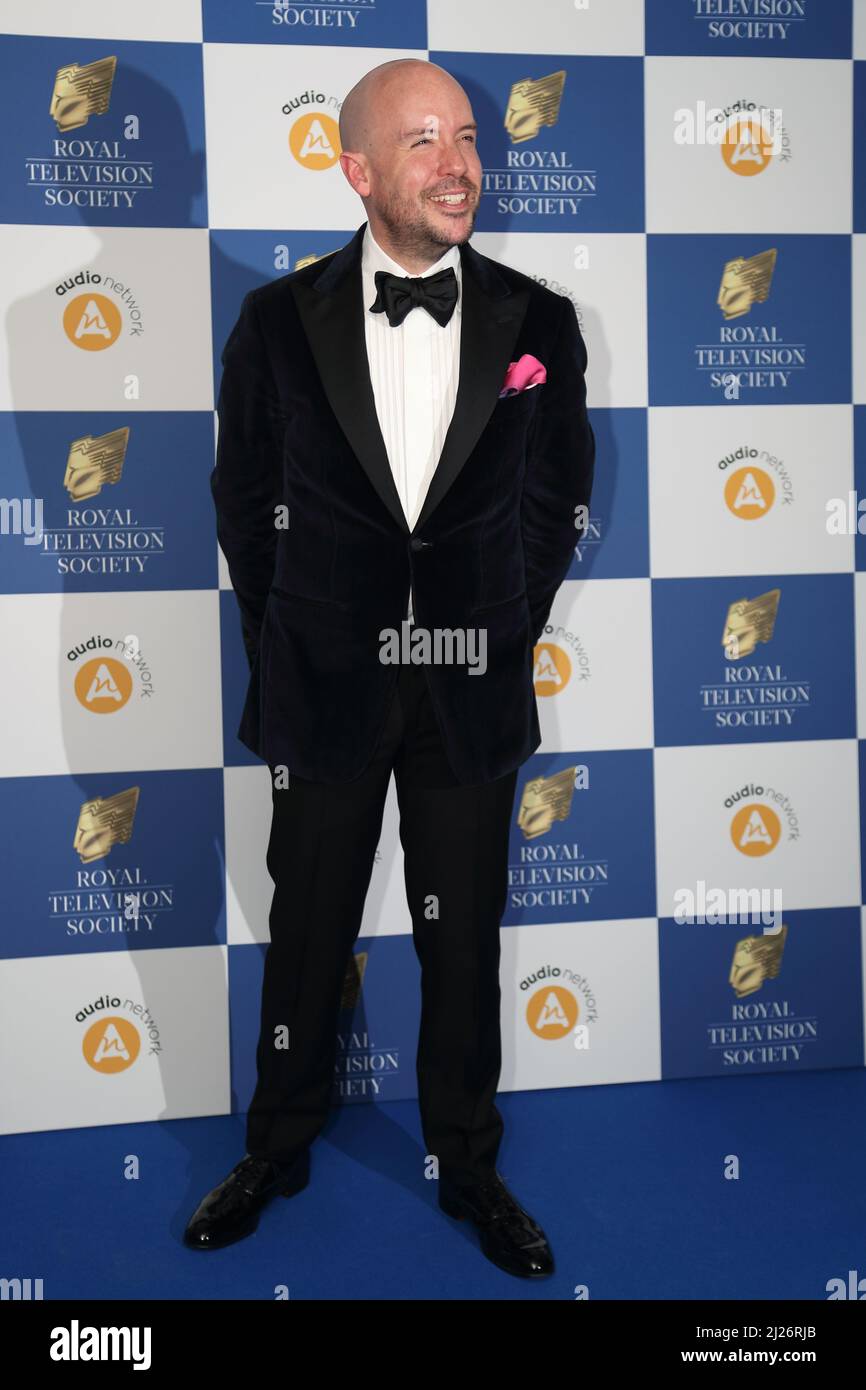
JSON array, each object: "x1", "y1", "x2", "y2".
[{"x1": 211, "y1": 221, "x2": 595, "y2": 785}]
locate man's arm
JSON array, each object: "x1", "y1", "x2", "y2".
[
  {"x1": 520, "y1": 294, "x2": 595, "y2": 647},
  {"x1": 210, "y1": 289, "x2": 285, "y2": 669}
]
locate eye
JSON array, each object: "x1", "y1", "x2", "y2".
[{"x1": 411, "y1": 133, "x2": 476, "y2": 148}]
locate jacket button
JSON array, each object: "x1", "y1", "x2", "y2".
[{"x1": 410, "y1": 538, "x2": 432, "y2": 551}]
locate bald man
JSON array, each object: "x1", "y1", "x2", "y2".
[{"x1": 188, "y1": 59, "x2": 594, "y2": 1281}]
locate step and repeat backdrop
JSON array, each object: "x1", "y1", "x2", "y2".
[{"x1": 0, "y1": 0, "x2": 865, "y2": 1136}]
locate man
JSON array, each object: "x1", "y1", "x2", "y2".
[{"x1": 186, "y1": 58, "x2": 594, "y2": 1280}]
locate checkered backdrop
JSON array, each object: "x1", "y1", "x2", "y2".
[{"x1": 0, "y1": 0, "x2": 864, "y2": 1136}]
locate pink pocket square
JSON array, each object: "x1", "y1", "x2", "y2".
[{"x1": 499, "y1": 354, "x2": 547, "y2": 398}]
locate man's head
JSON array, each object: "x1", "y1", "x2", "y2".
[{"x1": 338, "y1": 59, "x2": 481, "y2": 270}]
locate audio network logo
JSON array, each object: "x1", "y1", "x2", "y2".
[
  {"x1": 724, "y1": 778, "x2": 801, "y2": 854},
  {"x1": 282, "y1": 88, "x2": 343, "y2": 169},
  {"x1": 54, "y1": 267, "x2": 146, "y2": 347},
  {"x1": 67, "y1": 631, "x2": 155, "y2": 709},
  {"x1": 532, "y1": 622, "x2": 591, "y2": 697},
  {"x1": 721, "y1": 106, "x2": 791, "y2": 176},
  {"x1": 519, "y1": 962, "x2": 599, "y2": 1041},
  {"x1": 76, "y1": 991, "x2": 164, "y2": 1070},
  {"x1": 672, "y1": 99, "x2": 787, "y2": 174},
  {"x1": 716, "y1": 442, "x2": 796, "y2": 517}
]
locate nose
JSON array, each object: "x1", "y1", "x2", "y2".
[{"x1": 436, "y1": 139, "x2": 471, "y2": 179}]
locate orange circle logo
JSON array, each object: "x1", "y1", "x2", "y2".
[
  {"x1": 74, "y1": 656, "x2": 133, "y2": 712},
  {"x1": 721, "y1": 116, "x2": 774, "y2": 176},
  {"x1": 526, "y1": 985, "x2": 578, "y2": 1039},
  {"x1": 533, "y1": 642, "x2": 571, "y2": 697},
  {"x1": 730, "y1": 802, "x2": 782, "y2": 856},
  {"x1": 62, "y1": 292, "x2": 122, "y2": 350},
  {"x1": 82, "y1": 1016, "x2": 141, "y2": 1073},
  {"x1": 724, "y1": 466, "x2": 775, "y2": 520},
  {"x1": 289, "y1": 112, "x2": 341, "y2": 169}
]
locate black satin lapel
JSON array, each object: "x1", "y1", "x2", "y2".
[
  {"x1": 290, "y1": 264, "x2": 409, "y2": 535},
  {"x1": 414, "y1": 267, "x2": 530, "y2": 533}
]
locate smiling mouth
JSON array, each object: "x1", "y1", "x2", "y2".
[{"x1": 428, "y1": 190, "x2": 473, "y2": 209}]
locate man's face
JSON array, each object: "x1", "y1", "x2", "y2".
[{"x1": 363, "y1": 84, "x2": 482, "y2": 257}]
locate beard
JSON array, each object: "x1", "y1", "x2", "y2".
[{"x1": 371, "y1": 182, "x2": 478, "y2": 261}]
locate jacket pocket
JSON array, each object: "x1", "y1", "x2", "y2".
[
  {"x1": 269, "y1": 583, "x2": 352, "y2": 611},
  {"x1": 494, "y1": 385, "x2": 542, "y2": 413},
  {"x1": 470, "y1": 590, "x2": 528, "y2": 616}
]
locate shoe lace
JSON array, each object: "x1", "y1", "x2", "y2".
[
  {"x1": 473, "y1": 1175, "x2": 542, "y2": 1243},
  {"x1": 234, "y1": 1155, "x2": 276, "y2": 1189},
  {"x1": 207, "y1": 1155, "x2": 277, "y2": 1215}
]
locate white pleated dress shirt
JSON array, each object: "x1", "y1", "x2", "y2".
[{"x1": 361, "y1": 224, "x2": 461, "y2": 624}]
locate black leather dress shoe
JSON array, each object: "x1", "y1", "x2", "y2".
[
  {"x1": 438, "y1": 1171, "x2": 554, "y2": 1278},
  {"x1": 183, "y1": 1151, "x2": 309, "y2": 1250}
]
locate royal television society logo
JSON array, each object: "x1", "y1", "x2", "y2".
[
  {"x1": 44, "y1": 787, "x2": 174, "y2": 943},
  {"x1": 695, "y1": 248, "x2": 806, "y2": 395},
  {"x1": 23, "y1": 55, "x2": 163, "y2": 215},
  {"x1": 691, "y1": 0, "x2": 811, "y2": 44},
  {"x1": 74, "y1": 786, "x2": 140, "y2": 861},
  {"x1": 31, "y1": 428, "x2": 166, "y2": 578},
  {"x1": 49, "y1": 56, "x2": 116, "y2": 133},
  {"x1": 64, "y1": 427, "x2": 128, "y2": 500},
  {"x1": 718, "y1": 247, "x2": 777, "y2": 319},
  {"x1": 707, "y1": 925, "x2": 818, "y2": 1070},
  {"x1": 272, "y1": 0, "x2": 377, "y2": 32},
  {"x1": 484, "y1": 70, "x2": 596, "y2": 218},
  {"x1": 509, "y1": 766, "x2": 603, "y2": 913},
  {"x1": 729, "y1": 924, "x2": 787, "y2": 997},
  {"x1": 697, "y1": 586, "x2": 810, "y2": 731}
]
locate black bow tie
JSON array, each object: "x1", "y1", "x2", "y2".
[{"x1": 370, "y1": 266, "x2": 458, "y2": 328}]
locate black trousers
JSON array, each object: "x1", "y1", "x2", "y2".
[{"x1": 245, "y1": 659, "x2": 519, "y2": 1187}]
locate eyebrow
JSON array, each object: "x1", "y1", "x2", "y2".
[{"x1": 400, "y1": 122, "x2": 478, "y2": 139}]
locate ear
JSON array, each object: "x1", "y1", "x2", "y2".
[{"x1": 339, "y1": 150, "x2": 371, "y2": 199}]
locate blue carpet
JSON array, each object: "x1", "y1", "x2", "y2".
[{"x1": 3, "y1": 1069, "x2": 865, "y2": 1300}]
